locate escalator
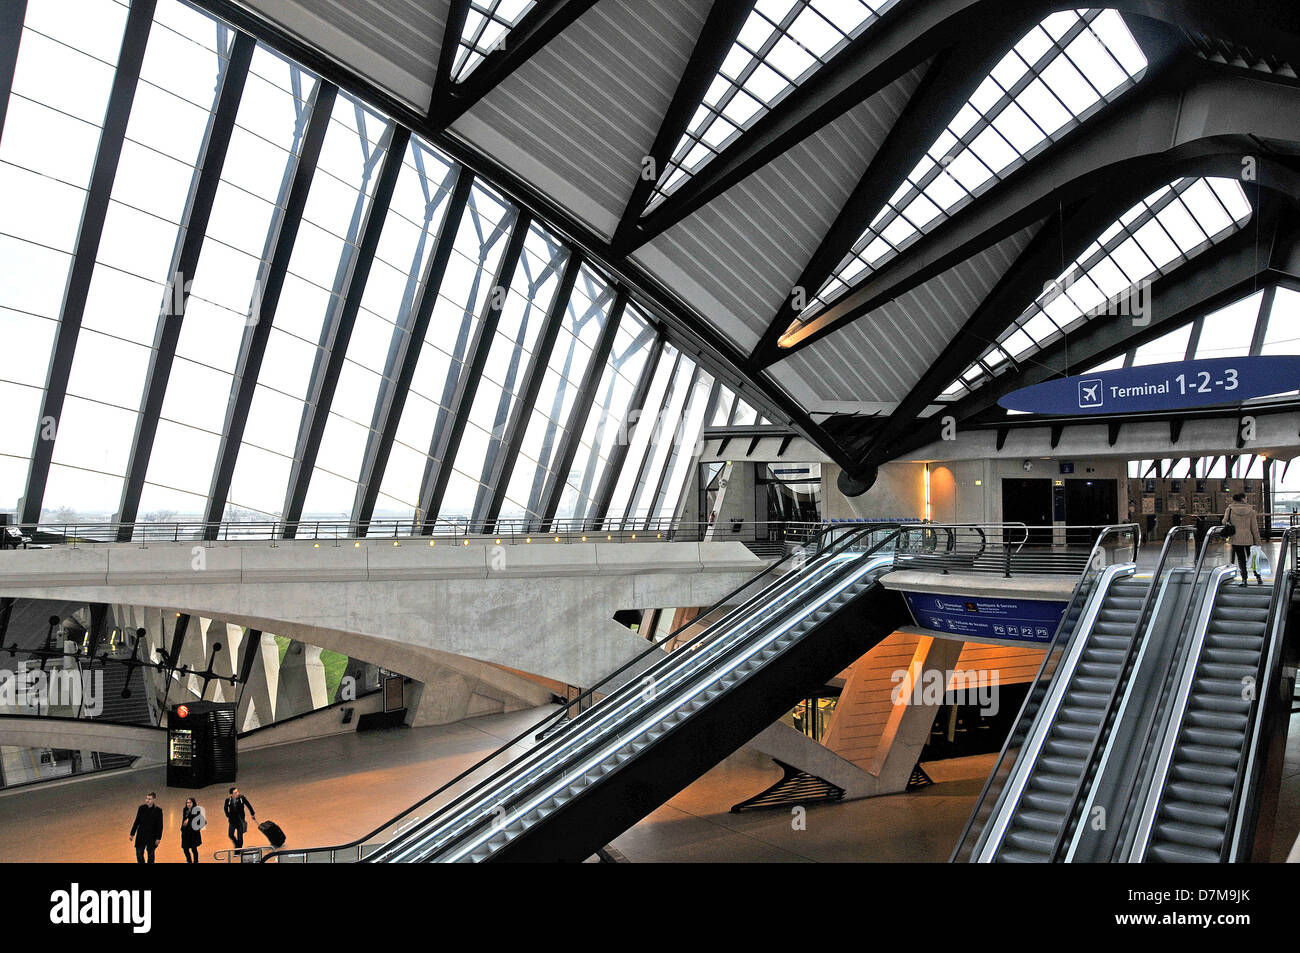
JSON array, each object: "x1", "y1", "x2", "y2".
[
  {"x1": 1129, "y1": 558, "x2": 1295, "y2": 863},
  {"x1": 270, "y1": 523, "x2": 913, "y2": 863},
  {"x1": 958, "y1": 524, "x2": 1299, "y2": 864},
  {"x1": 985, "y1": 568, "x2": 1150, "y2": 862}
]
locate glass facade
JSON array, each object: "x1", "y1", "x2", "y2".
[{"x1": 0, "y1": 0, "x2": 719, "y2": 536}]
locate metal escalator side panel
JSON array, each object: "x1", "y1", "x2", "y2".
[
  {"x1": 369, "y1": 548, "x2": 853, "y2": 861},
  {"x1": 376, "y1": 550, "x2": 891, "y2": 863},
  {"x1": 1065, "y1": 568, "x2": 1188, "y2": 862},
  {"x1": 1129, "y1": 565, "x2": 1237, "y2": 861},
  {"x1": 1228, "y1": 568, "x2": 1295, "y2": 861},
  {"x1": 975, "y1": 564, "x2": 1137, "y2": 862},
  {"x1": 438, "y1": 554, "x2": 897, "y2": 863}
]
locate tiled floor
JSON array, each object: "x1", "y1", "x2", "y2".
[{"x1": 0, "y1": 709, "x2": 1294, "y2": 863}]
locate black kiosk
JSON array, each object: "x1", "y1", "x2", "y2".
[{"x1": 167, "y1": 701, "x2": 237, "y2": 789}]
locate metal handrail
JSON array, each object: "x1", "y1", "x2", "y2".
[
  {"x1": 1044, "y1": 523, "x2": 1196, "y2": 861},
  {"x1": 379, "y1": 542, "x2": 903, "y2": 863},
  {"x1": 259, "y1": 520, "x2": 899, "y2": 862},
  {"x1": 1224, "y1": 526, "x2": 1298, "y2": 860},
  {"x1": 950, "y1": 522, "x2": 1139, "y2": 861},
  {"x1": 7, "y1": 517, "x2": 846, "y2": 546}
]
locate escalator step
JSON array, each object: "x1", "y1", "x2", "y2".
[
  {"x1": 1174, "y1": 743, "x2": 1242, "y2": 769},
  {"x1": 1045, "y1": 738, "x2": 1092, "y2": 759},
  {"x1": 1153, "y1": 820, "x2": 1225, "y2": 851},
  {"x1": 1170, "y1": 774, "x2": 1237, "y2": 806},
  {"x1": 1203, "y1": 647, "x2": 1264, "y2": 666},
  {"x1": 1055, "y1": 723, "x2": 1102, "y2": 743},
  {"x1": 997, "y1": 848, "x2": 1051, "y2": 863},
  {"x1": 1160, "y1": 800, "x2": 1230, "y2": 829},
  {"x1": 1198, "y1": 662, "x2": 1259, "y2": 681},
  {"x1": 1187, "y1": 694, "x2": 1251, "y2": 715},
  {"x1": 1028, "y1": 774, "x2": 1078, "y2": 796},
  {"x1": 1005, "y1": 828, "x2": 1057, "y2": 854},
  {"x1": 1022, "y1": 790, "x2": 1072, "y2": 813},
  {"x1": 1147, "y1": 842, "x2": 1221, "y2": 863},
  {"x1": 1183, "y1": 709, "x2": 1248, "y2": 732},
  {"x1": 1207, "y1": 634, "x2": 1265, "y2": 651},
  {"x1": 1170, "y1": 761, "x2": 1237, "y2": 787},
  {"x1": 1013, "y1": 810, "x2": 1067, "y2": 835},
  {"x1": 1193, "y1": 676, "x2": 1257, "y2": 698},
  {"x1": 1181, "y1": 726, "x2": 1245, "y2": 749}
]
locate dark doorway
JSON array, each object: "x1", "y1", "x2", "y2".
[
  {"x1": 1002, "y1": 478, "x2": 1053, "y2": 546},
  {"x1": 1064, "y1": 478, "x2": 1119, "y2": 547}
]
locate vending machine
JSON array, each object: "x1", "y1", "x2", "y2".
[{"x1": 166, "y1": 701, "x2": 237, "y2": 788}]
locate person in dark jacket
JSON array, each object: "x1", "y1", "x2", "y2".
[
  {"x1": 129, "y1": 792, "x2": 163, "y2": 864},
  {"x1": 181, "y1": 797, "x2": 204, "y2": 863},
  {"x1": 224, "y1": 787, "x2": 256, "y2": 849}
]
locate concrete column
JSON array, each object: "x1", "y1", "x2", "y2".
[
  {"x1": 236, "y1": 632, "x2": 280, "y2": 732},
  {"x1": 868, "y1": 635, "x2": 965, "y2": 792}
]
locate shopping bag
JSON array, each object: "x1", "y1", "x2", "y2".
[{"x1": 1250, "y1": 545, "x2": 1271, "y2": 577}]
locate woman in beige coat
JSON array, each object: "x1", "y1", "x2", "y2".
[{"x1": 1222, "y1": 493, "x2": 1263, "y2": 586}]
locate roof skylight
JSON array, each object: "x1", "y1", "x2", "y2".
[
  {"x1": 451, "y1": 0, "x2": 535, "y2": 83},
  {"x1": 644, "y1": 0, "x2": 896, "y2": 214},
  {"x1": 941, "y1": 176, "x2": 1252, "y2": 401},
  {"x1": 805, "y1": 8, "x2": 1147, "y2": 317}
]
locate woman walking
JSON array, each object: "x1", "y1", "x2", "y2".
[
  {"x1": 181, "y1": 797, "x2": 205, "y2": 863},
  {"x1": 1222, "y1": 493, "x2": 1263, "y2": 587}
]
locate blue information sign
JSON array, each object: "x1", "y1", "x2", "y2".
[
  {"x1": 998, "y1": 356, "x2": 1300, "y2": 415},
  {"x1": 903, "y1": 592, "x2": 1067, "y2": 643}
]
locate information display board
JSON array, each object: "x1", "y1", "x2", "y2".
[{"x1": 903, "y1": 592, "x2": 1068, "y2": 643}]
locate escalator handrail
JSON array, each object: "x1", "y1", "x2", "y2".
[
  {"x1": 949, "y1": 522, "x2": 1139, "y2": 861},
  {"x1": 1225, "y1": 527, "x2": 1298, "y2": 860},
  {"x1": 371, "y1": 529, "x2": 912, "y2": 862},
  {"x1": 1045, "y1": 523, "x2": 1197, "y2": 861},
  {"x1": 260, "y1": 520, "x2": 899, "y2": 861},
  {"x1": 1124, "y1": 525, "x2": 1233, "y2": 860},
  {"x1": 395, "y1": 549, "x2": 900, "y2": 863},
  {"x1": 373, "y1": 535, "x2": 889, "y2": 860}
]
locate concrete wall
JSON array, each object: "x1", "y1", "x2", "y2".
[{"x1": 822, "y1": 462, "x2": 926, "y2": 520}]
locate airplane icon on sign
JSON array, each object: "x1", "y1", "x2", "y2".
[{"x1": 1078, "y1": 378, "x2": 1103, "y2": 408}]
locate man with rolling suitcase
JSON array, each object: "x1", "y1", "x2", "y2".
[{"x1": 224, "y1": 787, "x2": 256, "y2": 850}]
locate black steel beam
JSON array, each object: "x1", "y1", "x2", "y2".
[
  {"x1": 419, "y1": 211, "x2": 533, "y2": 529},
  {"x1": 626, "y1": 0, "x2": 989, "y2": 249},
  {"x1": 203, "y1": 82, "x2": 338, "y2": 533},
  {"x1": 116, "y1": 33, "x2": 256, "y2": 539},
  {"x1": 280, "y1": 125, "x2": 411, "y2": 535},
  {"x1": 611, "y1": 0, "x2": 751, "y2": 251},
  {"x1": 750, "y1": 15, "x2": 1187, "y2": 365},
  {"x1": 851, "y1": 162, "x2": 1297, "y2": 472},
  {"x1": 1171, "y1": 418, "x2": 1184, "y2": 445},
  {"x1": 535, "y1": 291, "x2": 629, "y2": 528},
  {"x1": 431, "y1": 0, "x2": 598, "y2": 130},
  {"x1": 20, "y1": 0, "x2": 156, "y2": 526},
  {"x1": 589, "y1": 337, "x2": 665, "y2": 527},
  {"x1": 777, "y1": 434, "x2": 794, "y2": 457},
  {"x1": 433, "y1": 0, "x2": 473, "y2": 105},
  {"x1": 1108, "y1": 421, "x2": 1123, "y2": 447},
  {"x1": 476, "y1": 249, "x2": 585, "y2": 529},
  {"x1": 877, "y1": 208, "x2": 1293, "y2": 462},
  {"x1": 352, "y1": 171, "x2": 475, "y2": 534},
  {"x1": 766, "y1": 62, "x2": 1300, "y2": 367},
  {"x1": 0, "y1": 0, "x2": 27, "y2": 143}
]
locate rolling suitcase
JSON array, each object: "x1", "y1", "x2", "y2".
[{"x1": 258, "y1": 820, "x2": 286, "y2": 848}]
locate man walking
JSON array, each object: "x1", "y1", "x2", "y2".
[
  {"x1": 224, "y1": 786, "x2": 256, "y2": 850},
  {"x1": 129, "y1": 792, "x2": 163, "y2": 864}
]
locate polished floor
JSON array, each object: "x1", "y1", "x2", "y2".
[{"x1": 0, "y1": 708, "x2": 1294, "y2": 863}]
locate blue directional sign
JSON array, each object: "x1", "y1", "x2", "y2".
[
  {"x1": 998, "y1": 356, "x2": 1300, "y2": 415},
  {"x1": 903, "y1": 592, "x2": 1067, "y2": 643}
]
